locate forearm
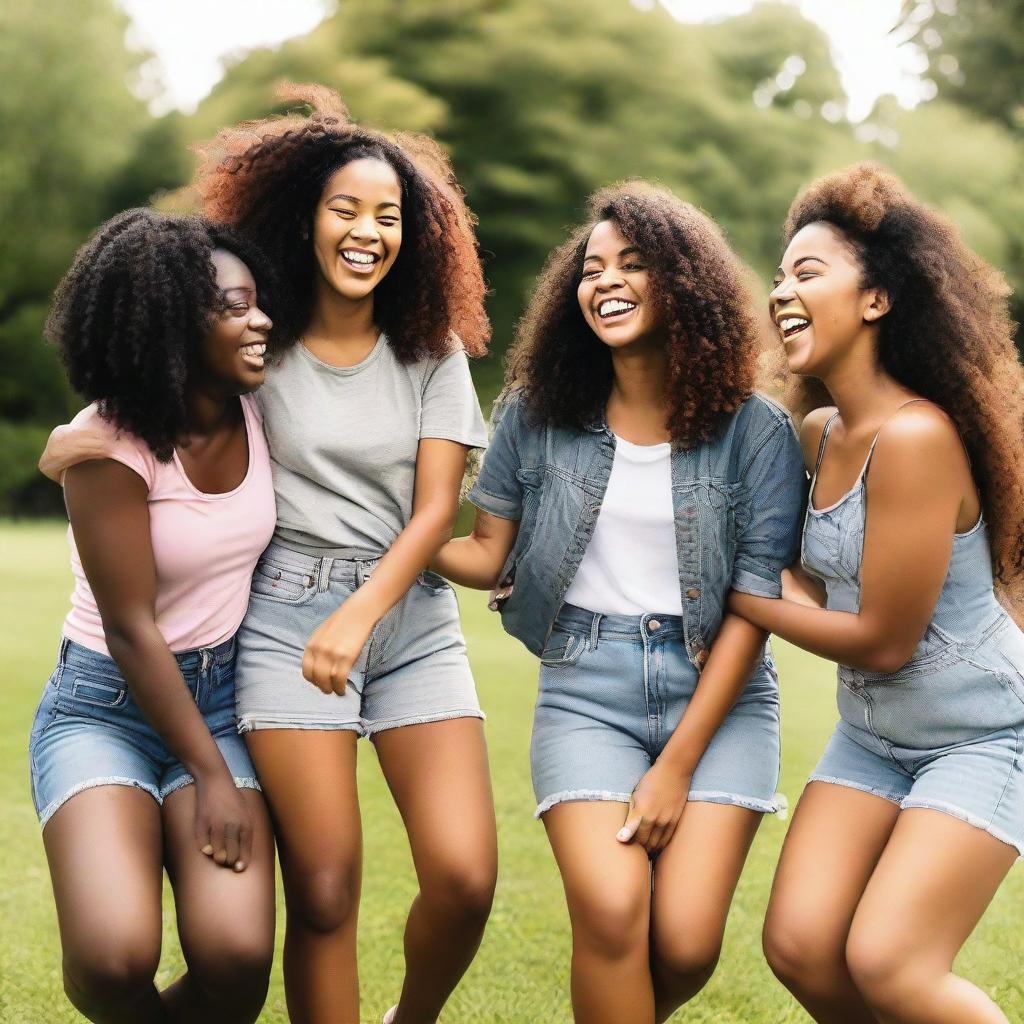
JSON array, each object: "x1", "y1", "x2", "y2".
[
  {"x1": 106, "y1": 624, "x2": 230, "y2": 780},
  {"x1": 728, "y1": 591, "x2": 906, "y2": 672},
  {"x1": 432, "y1": 532, "x2": 507, "y2": 589},
  {"x1": 658, "y1": 612, "x2": 767, "y2": 776}
]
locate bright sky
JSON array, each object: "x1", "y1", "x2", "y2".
[{"x1": 119, "y1": 0, "x2": 929, "y2": 122}]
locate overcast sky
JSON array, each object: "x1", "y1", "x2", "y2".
[{"x1": 119, "y1": 0, "x2": 929, "y2": 122}]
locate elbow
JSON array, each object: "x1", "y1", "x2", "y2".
[{"x1": 860, "y1": 642, "x2": 915, "y2": 675}]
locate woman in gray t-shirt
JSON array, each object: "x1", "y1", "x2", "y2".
[{"x1": 195, "y1": 85, "x2": 495, "y2": 1024}]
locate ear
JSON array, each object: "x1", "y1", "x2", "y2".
[{"x1": 863, "y1": 288, "x2": 891, "y2": 323}]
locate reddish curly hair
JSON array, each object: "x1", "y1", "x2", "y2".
[
  {"x1": 191, "y1": 83, "x2": 488, "y2": 361},
  {"x1": 782, "y1": 162, "x2": 1024, "y2": 604},
  {"x1": 506, "y1": 181, "x2": 762, "y2": 446}
]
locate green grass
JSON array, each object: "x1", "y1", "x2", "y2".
[{"x1": 1, "y1": 520, "x2": 1021, "y2": 1023}]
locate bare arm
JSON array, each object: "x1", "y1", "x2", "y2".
[
  {"x1": 65, "y1": 460, "x2": 252, "y2": 869},
  {"x1": 302, "y1": 437, "x2": 471, "y2": 693},
  {"x1": 729, "y1": 408, "x2": 968, "y2": 673},
  {"x1": 431, "y1": 508, "x2": 520, "y2": 589}
]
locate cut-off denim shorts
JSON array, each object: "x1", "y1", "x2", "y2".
[
  {"x1": 531, "y1": 603, "x2": 781, "y2": 818},
  {"x1": 234, "y1": 540, "x2": 483, "y2": 736},
  {"x1": 29, "y1": 635, "x2": 259, "y2": 830}
]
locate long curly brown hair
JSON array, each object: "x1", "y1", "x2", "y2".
[
  {"x1": 506, "y1": 181, "x2": 761, "y2": 446},
  {"x1": 191, "y1": 83, "x2": 488, "y2": 361},
  {"x1": 783, "y1": 162, "x2": 1024, "y2": 603}
]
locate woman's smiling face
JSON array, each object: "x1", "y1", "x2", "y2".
[
  {"x1": 770, "y1": 220, "x2": 889, "y2": 377},
  {"x1": 577, "y1": 220, "x2": 663, "y2": 352},
  {"x1": 312, "y1": 156, "x2": 403, "y2": 302}
]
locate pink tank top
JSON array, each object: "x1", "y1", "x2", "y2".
[{"x1": 62, "y1": 395, "x2": 276, "y2": 655}]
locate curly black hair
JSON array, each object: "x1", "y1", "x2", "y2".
[
  {"x1": 44, "y1": 208, "x2": 279, "y2": 461},
  {"x1": 193, "y1": 83, "x2": 489, "y2": 361},
  {"x1": 781, "y1": 162, "x2": 1024, "y2": 606},
  {"x1": 506, "y1": 181, "x2": 762, "y2": 446}
]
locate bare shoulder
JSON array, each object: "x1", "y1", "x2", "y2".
[
  {"x1": 798, "y1": 406, "x2": 838, "y2": 470},
  {"x1": 869, "y1": 402, "x2": 968, "y2": 489}
]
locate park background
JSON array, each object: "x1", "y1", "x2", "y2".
[{"x1": 1, "y1": 0, "x2": 1022, "y2": 1020}]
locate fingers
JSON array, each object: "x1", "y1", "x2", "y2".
[
  {"x1": 302, "y1": 645, "x2": 350, "y2": 695},
  {"x1": 235, "y1": 821, "x2": 253, "y2": 873},
  {"x1": 617, "y1": 810, "x2": 642, "y2": 844}
]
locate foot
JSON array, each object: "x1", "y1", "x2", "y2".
[{"x1": 383, "y1": 1007, "x2": 398, "y2": 1024}]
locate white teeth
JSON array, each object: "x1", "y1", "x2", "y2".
[
  {"x1": 599, "y1": 299, "x2": 636, "y2": 317},
  {"x1": 341, "y1": 250, "x2": 377, "y2": 264},
  {"x1": 780, "y1": 317, "x2": 809, "y2": 332},
  {"x1": 241, "y1": 343, "x2": 266, "y2": 357}
]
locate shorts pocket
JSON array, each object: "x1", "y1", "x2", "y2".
[
  {"x1": 250, "y1": 559, "x2": 316, "y2": 605},
  {"x1": 540, "y1": 630, "x2": 588, "y2": 668},
  {"x1": 56, "y1": 671, "x2": 128, "y2": 714}
]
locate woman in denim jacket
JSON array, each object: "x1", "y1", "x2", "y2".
[{"x1": 434, "y1": 182, "x2": 806, "y2": 1024}]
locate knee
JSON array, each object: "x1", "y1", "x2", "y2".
[
  {"x1": 286, "y1": 862, "x2": 360, "y2": 935},
  {"x1": 186, "y1": 932, "x2": 273, "y2": 1007},
  {"x1": 63, "y1": 943, "x2": 159, "y2": 1011},
  {"x1": 571, "y1": 888, "x2": 649, "y2": 961},
  {"x1": 762, "y1": 915, "x2": 842, "y2": 996},
  {"x1": 845, "y1": 926, "x2": 924, "y2": 1012},
  {"x1": 654, "y1": 931, "x2": 721, "y2": 987},
  {"x1": 421, "y1": 859, "x2": 497, "y2": 925}
]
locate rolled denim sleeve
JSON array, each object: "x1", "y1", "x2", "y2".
[
  {"x1": 732, "y1": 414, "x2": 807, "y2": 598},
  {"x1": 467, "y1": 392, "x2": 525, "y2": 521}
]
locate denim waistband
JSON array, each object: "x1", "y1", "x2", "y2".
[
  {"x1": 554, "y1": 603, "x2": 684, "y2": 641},
  {"x1": 61, "y1": 633, "x2": 237, "y2": 672},
  {"x1": 261, "y1": 539, "x2": 382, "y2": 588}
]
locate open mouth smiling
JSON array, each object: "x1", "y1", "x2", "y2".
[
  {"x1": 340, "y1": 248, "x2": 381, "y2": 272},
  {"x1": 240, "y1": 342, "x2": 267, "y2": 369},
  {"x1": 778, "y1": 315, "x2": 810, "y2": 340},
  {"x1": 598, "y1": 298, "x2": 637, "y2": 320}
]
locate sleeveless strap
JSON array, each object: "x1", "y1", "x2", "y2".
[{"x1": 811, "y1": 411, "x2": 840, "y2": 481}]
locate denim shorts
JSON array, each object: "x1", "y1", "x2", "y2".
[
  {"x1": 531, "y1": 604, "x2": 781, "y2": 818},
  {"x1": 29, "y1": 635, "x2": 259, "y2": 829},
  {"x1": 811, "y1": 719, "x2": 1024, "y2": 856},
  {"x1": 234, "y1": 541, "x2": 483, "y2": 736}
]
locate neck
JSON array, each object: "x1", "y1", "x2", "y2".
[
  {"x1": 820, "y1": 328, "x2": 911, "y2": 432},
  {"x1": 306, "y1": 275, "x2": 377, "y2": 345},
  {"x1": 609, "y1": 342, "x2": 669, "y2": 410},
  {"x1": 183, "y1": 386, "x2": 238, "y2": 438}
]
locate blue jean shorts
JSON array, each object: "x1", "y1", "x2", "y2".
[
  {"x1": 811, "y1": 720, "x2": 1024, "y2": 856},
  {"x1": 29, "y1": 635, "x2": 260, "y2": 830},
  {"x1": 234, "y1": 541, "x2": 483, "y2": 736},
  {"x1": 530, "y1": 604, "x2": 781, "y2": 818}
]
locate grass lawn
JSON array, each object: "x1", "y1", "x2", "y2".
[{"x1": 1, "y1": 520, "x2": 1021, "y2": 1023}]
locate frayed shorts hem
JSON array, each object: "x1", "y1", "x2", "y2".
[
  {"x1": 808, "y1": 774, "x2": 904, "y2": 804},
  {"x1": 237, "y1": 714, "x2": 363, "y2": 735},
  {"x1": 363, "y1": 708, "x2": 485, "y2": 738},
  {"x1": 533, "y1": 787, "x2": 778, "y2": 819},
  {"x1": 38, "y1": 774, "x2": 261, "y2": 830}
]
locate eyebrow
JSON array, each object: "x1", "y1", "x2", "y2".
[
  {"x1": 774, "y1": 255, "x2": 828, "y2": 276},
  {"x1": 221, "y1": 286, "x2": 253, "y2": 297},
  {"x1": 326, "y1": 193, "x2": 401, "y2": 212},
  {"x1": 582, "y1": 245, "x2": 642, "y2": 264}
]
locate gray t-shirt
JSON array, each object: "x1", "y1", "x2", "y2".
[{"x1": 257, "y1": 336, "x2": 487, "y2": 555}]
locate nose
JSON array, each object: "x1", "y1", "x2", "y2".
[
  {"x1": 769, "y1": 275, "x2": 795, "y2": 303},
  {"x1": 349, "y1": 213, "x2": 381, "y2": 243},
  {"x1": 249, "y1": 306, "x2": 272, "y2": 333},
  {"x1": 595, "y1": 267, "x2": 625, "y2": 291}
]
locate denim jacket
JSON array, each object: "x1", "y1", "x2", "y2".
[{"x1": 468, "y1": 390, "x2": 807, "y2": 665}]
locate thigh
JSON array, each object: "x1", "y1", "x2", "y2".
[
  {"x1": 651, "y1": 801, "x2": 761, "y2": 952},
  {"x1": 850, "y1": 807, "x2": 1017, "y2": 967},
  {"x1": 162, "y1": 786, "x2": 276, "y2": 961},
  {"x1": 373, "y1": 717, "x2": 497, "y2": 885},
  {"x1": 765, "y1": 781, "x2": 900, "y2": 955},
  {"x1": 245, "y1": 729, "x2": 361, "y2": 884},
  {"x1": 43, "y1": 785, "x2": 164, "y2": 969},
  {"x1": 543, "y1": 800, "x2": 653, "y2": 935}
]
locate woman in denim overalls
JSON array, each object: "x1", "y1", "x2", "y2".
[
  {"x1": 731, "y1": 163, "x2": 1024, "y2": 1024},
  {"x1": 435, "y1": 182, "x2": 806, "y2": 1023}
]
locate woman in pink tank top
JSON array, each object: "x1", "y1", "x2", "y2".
[{"x1": 29, "y1": 209, "x2": 280, "y2": 1024}]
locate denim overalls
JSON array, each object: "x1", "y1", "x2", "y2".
[
  {"x1": 803, "y1": 408, "x2": 1024, "y2": 853},
  {"x1": 469, "y1": 390, "x2": 807, "y2": 817}
]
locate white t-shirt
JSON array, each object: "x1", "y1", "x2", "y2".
[{"x1": 563, "y1": 435, "x2": 682, "y2": 616}]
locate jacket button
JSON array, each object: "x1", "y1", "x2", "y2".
[
  {"x1": 686, "y1": 588, "x2": 700, "y2": 600},
  {"x1": 648, "y1": 619, "x2": 661, "y2": 632}
]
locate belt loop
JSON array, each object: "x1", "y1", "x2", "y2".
[
  {"x1": 317, "y1": 556, "x2": 333, "y2": 593},
  {"x1": 355, "y1": 560, "x2": 366, "y2": 588},
  {"x1": 589, "y1": 612, "x2": 602, "y2": 651}
]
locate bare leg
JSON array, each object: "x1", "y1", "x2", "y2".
[
  {"x1": 650, "y1": 802, "x2": 762, "y2": 1022},
  {"x1": 845, "y1": 808, "x2": 1016, "y2": 1024},
  {"x1": 160, "y1": 786, "x2": 276, "y2": 1023},
  {"x1": 762, "y1": 782, "x2": 899, "y2": 1023},
  {"x1": 543, "y1": 801, "x2": 655, "y2": 1024},
  {"x1": 373, "y1": 718, "x2": 497, "y2": 1024},
  {"x1": 246, "y1": 729, "x2": 362, "y2": 1024},
  {"x1": 41, "y1": 786, "x2": 166, "y2": 1023}
]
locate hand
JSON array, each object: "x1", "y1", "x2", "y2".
[
  {"x1": 487, "y1": 581, "x2": 513, "y2": 612},
  {"x1": 616, "y1": 761, "x2": 691, "y2": 855},
  {"x1": 302, "y1": 603, "x2": 374, "y2": 695},
  {"x1": 39, "y1": 423, "x2": 111, "y2": 482},
  {"x1": 194, "y1": 772, "x2": 252, "y2": 872}
]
